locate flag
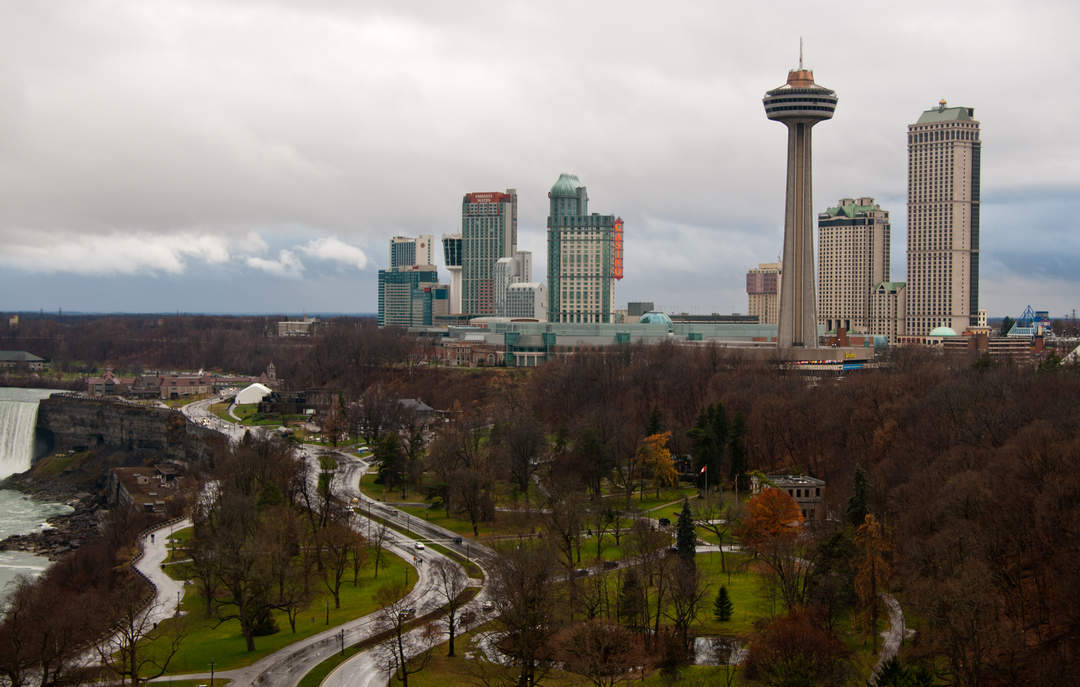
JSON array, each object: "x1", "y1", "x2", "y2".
[{"x1": 699, "y1": 465, "x2": 707, "y2": 475}]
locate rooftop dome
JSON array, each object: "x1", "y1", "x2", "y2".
[
  {"x1": 638, "y1": 312, "x2": 673, "y2": 326},
  {"x1": 929, "y1": 326, "x2": 958, "y2": 337},
  {"x1": 550, "y1": 173, "x2": 582, "y2": 198}
]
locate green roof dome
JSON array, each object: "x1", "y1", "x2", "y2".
[
  {"x1": 550, "y1": 173, "x2": 582, "y2": 198},
  {"x1": 639, "y1": 312, "x2": 673, "y2": 326},
  {"x1": 929, "y1": 326, "x2": 958, "y2": 337}
]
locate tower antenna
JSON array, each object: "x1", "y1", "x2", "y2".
[{"x1": 799, "y1": 37, "x2": 804, "y2": 70}]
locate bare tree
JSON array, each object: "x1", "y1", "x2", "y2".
[
  {"x1": 319, "y1": 519, "x2": 364, "y2": 609},
  {"x1": 375, "y1": 583, "x2": 434, "y2": 687},
  {"x1": 96, "y1": 584, "x2": 188, "y2": 686},
  {"x1": 490, "y1": 544, "x2": 558, "y2": 687},
  {"x1": 665, "y1": 561, "x2": 708, "y2": 650},
  {"x1": 370, "y1": 519, "x2": 391, "y2": 579},
  {"x1": 554, "y1": 620, "x2": 646, "y2": 687},
  {"x1": 429, "y1": 558, "x2": 468, "y2": 656}
]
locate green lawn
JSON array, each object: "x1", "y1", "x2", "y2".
[
  {"x1": 149, "y1": 550, "x2": 416, "y2": 675},
  {"x1": 693, "y1": 552, "x2": 778, "y2": 636},
  {"x1": 209, "y1": 401, "x2": 233, "y2": 423},
  {"x1": 164, "y1": 527, "x2": 194, "y2": 563}
]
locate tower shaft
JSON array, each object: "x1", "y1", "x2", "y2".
[{"x1": 778, "y1": 121, "x2": 818, "y2": 347}]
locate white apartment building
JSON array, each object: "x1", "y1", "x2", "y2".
[{"x1": 506, "y1": 282, "x2": 546, "y2": 320}]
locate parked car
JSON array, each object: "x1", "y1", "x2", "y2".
[
  {"x1": 602, "y1": 560, "x2": 619, "y2": 570},
  {"x1": 658, "y1": 517, "x2": 671, "y2": 527},
  {"x1": 574, "y1": 568, "x2": 590, "y2": 577}
]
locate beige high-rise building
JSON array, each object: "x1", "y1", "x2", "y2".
[
  {"x1": 906, "y1": 101, "x2": 981, "y2": 336},
  {"x1": 746, "y1": 263, "x2": 781, "y2": 325},
  {"x1": 870, "y1": 281, "x2": 907, "y2": 344},
  {"x1": 817, "y1": 198, "x2": 890, "y2": 334}
]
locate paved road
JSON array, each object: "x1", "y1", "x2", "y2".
[
  {"x1": 320, "y1": 454, "x2": 496, "y2": 687},
  {"x1": 180, "y1": 393, "x2": 252, "y2": 444},
  {"x1": 146, "y1": 418, "x2": 479, "y2": 687},
  {"x1": 134, "y1": 518, "x2": 193, "y2": 626},
  {"x1": 145, "y1": 404, "x2": 490, "y2": 687}
]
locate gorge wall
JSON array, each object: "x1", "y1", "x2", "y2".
[{"x1": 34, "y1": 395, "x2": 225, "y2": 466}]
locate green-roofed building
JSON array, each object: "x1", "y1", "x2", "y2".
[
  {"x1": 906, "y1": 100, "x2": 981, "y2": 337},
  {"x1": 870, "y1": 281, "x2": 907, "y2": 344},
  {"x1": 817, "y1": 197, "x2": 890, "y2": 337},
  {"x1": 546, "y1": 173, "x2": 623, "y2": 324}
]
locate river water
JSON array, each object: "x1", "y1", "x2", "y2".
[{"x1": 0, "y1": 388, "x2": 73, "y2": 598}]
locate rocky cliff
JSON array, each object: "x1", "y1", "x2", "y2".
[{"x1": 34, "y1": 395, "x2": 224, "y2": 466}]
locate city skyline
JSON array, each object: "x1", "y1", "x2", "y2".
[{"x1": 1, "y1": 1, "x2": 1077, "y2": 317}]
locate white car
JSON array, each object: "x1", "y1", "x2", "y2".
[{"x1": 415, "y1": 542, "x2": 425, "y2": 550}]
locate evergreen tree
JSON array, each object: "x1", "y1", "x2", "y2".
[
  {"x1": 645, "y1": 405, "x2": 664, "y2": 436},
  {"x1": 374, "y1": 432, "x2": 406, "y2": 491},
  {"x1": 688, "y1": 403, "x2": 728, "y2": 483},
  {"x1": 617, "y1": 568, "x2": 644, "y2": 631},
  {"x1": 845, "y1": 464, "x2": 870, "y2": 527},
  {"x1": 676, "y1": 499, "x2": 696, "y2": 561},
  {"x1": 713, "y1": 585, "x2": 734, "y2": 622},
  {"x1": 729, "y1": 412, "x2": 747, "y2": 487}
]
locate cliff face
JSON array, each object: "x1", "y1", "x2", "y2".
[{"x1": 34, "y1": 396, "x2": 224, "y2": 466}]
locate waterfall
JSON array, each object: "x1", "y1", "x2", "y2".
[{"x1": 0, "y1": 389, "x2": 59, "y2": 479}]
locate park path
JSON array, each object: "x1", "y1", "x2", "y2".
[
  {"x1": 133, "y1": 517, "x2": 193, "y2": 626},
  {"x1": 870, "y1": 592, "x2": 911, "y2": 684}
]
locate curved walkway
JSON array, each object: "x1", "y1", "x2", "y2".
[
  {"x1": 134, "y1": 518, "x2": 192, "y2": 626},
  {"x1": 870, "y1": 592, "x2": 911, "y2": 684}
]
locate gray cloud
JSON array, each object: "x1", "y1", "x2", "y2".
[{"x1": 0, "y1": 0, "x2": 1078, "y2": 314}]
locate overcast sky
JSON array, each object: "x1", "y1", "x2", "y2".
[{"x1": 1, "y1": 0, "x2": 1078, "y2": 317}]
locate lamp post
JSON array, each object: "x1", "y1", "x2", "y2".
[
  {"x1": 339, "y1": 628, "x2": 345, "y2": 656},
  {"x1": 176, "y1": 590, "x2": 181, "y2": 616},
  {"x1": 210, "y1": 660, "x2": 214, "y2": 687}
]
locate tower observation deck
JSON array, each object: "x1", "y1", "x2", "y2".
[{"x1": 763, "y1": 64, "x2": 837, "y2": 348}]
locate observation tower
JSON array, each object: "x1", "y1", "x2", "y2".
[{"x1": 763, "y1": 49, "x2": 837, "y2": 348}]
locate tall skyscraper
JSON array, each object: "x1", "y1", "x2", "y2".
[
  {"x1": 546, "y1": 173, "x2": 624, "y2": 324},
  {"x1": 906, "y1": 101, "x2": 981, "y2": 335},
  {"x1": 817, "y1": 197, "x2": 890, "y2": 334},
  {"x1": 389, "y1": 235, "x2": 433, "y2": 270},
  {"x1": 746, "y1": 263, "x2": 782, "y2": 325},
  {"x1": 763, "y1": 57, "x2": 837, "y2": 348},
  {"x1": 461, "y1": 190, "x2": 517, "y2": 316},
  {"x1": 442, "y1": 233, "x2": 463, "y2": 314}
]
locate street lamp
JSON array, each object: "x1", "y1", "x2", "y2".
[
  {"x1": 339, "y1": 628, "x2": 345, "y2": 656},
  {"x1": 210, "y1": 660, "x2": 215, "y2": 687}
]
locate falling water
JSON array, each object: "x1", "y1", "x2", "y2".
[
  {"x1": 0, "y1": 388, "x2": 70, "y2": 601},
  {"x1": 0, "y1": 388, "x2": 60, "y2": 479}
]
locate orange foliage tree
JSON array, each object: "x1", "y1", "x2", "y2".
[
  {"x1": 854, "y1": 513, "x2": 891, "y2": 651},
  {"x1": 637, "y1": 432, "x2": 677, "y2": 499},
  {"x1": 741, "y1": 487, "x2": 804, "y2": 547},
  {"x1": 740, "y1": 487, "x2": 809, "y2": 610}
]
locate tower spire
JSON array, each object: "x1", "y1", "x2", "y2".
[{"x1": 799, "y1": 37, "x2": 803, "y2": 70}]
